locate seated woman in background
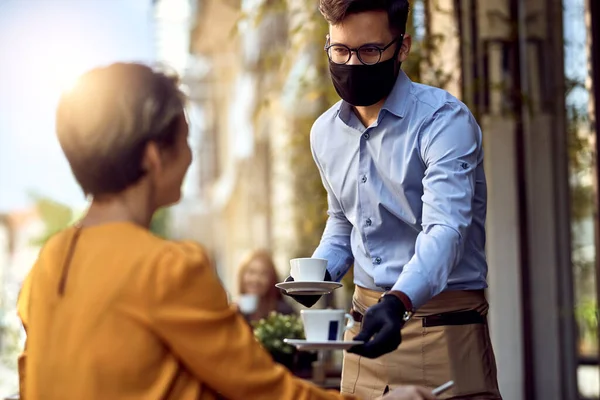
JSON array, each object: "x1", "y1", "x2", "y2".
[
  {"x1": 237, "y1": 249, "x2": 295, "y2": 322},
  {"x1": 16, "y1": 62, "x2": 436, "y2": 400}
]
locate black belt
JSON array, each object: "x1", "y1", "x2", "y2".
[{"x1": 351, "y1": 309, "x2": 486, "y2": 327}]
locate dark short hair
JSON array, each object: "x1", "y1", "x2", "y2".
[
  {"x1": 56, "y1": 63, "x2": 185, "y2": 196},
  {"x1": 319, "y1": 0, "x2": 410, "y2": 35}
]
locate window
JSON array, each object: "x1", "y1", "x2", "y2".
[{"x1": 564, "y1": 0, "x2": 600, "y2": 397}]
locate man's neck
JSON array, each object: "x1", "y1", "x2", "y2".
[{"x1": 353, "y1": 98, "x2": 386, "y2": 128}]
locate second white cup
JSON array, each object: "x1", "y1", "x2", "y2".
[{"x1": 301, "y1": 309, "x2": 355, "y2": 342}]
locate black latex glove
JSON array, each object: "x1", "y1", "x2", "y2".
[
  {"x1": 281, "y1": 270, "x2": 332, "y2": 308},
  {"x1": 347, "y1": 294, "x2": 406, "y2": 358}
]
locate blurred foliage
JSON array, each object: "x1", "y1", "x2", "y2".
[
  {"x1": 0, "y1": 318, "x2": 21, "y2": 372},
  {"x1": 29, "y1": 194, "x2": 172, "y2": 246},
  {"x1": 150, "y1": 208, "x2": 171, "y2": 239},
  {"x1": 565, "y1": 67, "x2": 597, "y2": 352},
  {"x1": 246, "y1": 0, "x2": 330, "y2": 261},
  {"x1": 29, "y1": 193, "x2": 76, "y2": 246},
  {"x1": 252, "y1": 312, "x2": 305, "y2": 354},
  {"x1": 575, "y1": 298, "x2": 598, "y2": 355},
  {"x1": 566, "y1": 78, "x2": 594, "y2": 221}
]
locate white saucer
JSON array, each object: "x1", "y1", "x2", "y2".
[
  {"x1": 275, "y1": 281, "x2": 343, "y2": 295},
  {"x1": 284, "y1": 339, "x2": 364, "y2": 351}
]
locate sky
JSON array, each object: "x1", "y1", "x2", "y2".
[
  {"x1": 563, "y1": 0, "x2": 590, "y2": 115},
  {"x1": 0, "y1": 0, "x2": 155, "y2": 212}
]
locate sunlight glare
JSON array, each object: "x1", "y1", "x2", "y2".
[
  {"x1": 36, "y1": 32, "x2": 92, "y2": 97},
  {"x1": 47, "y1": 60, "x2": 86, "y2": 95}
]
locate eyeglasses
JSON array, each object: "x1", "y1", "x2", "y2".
[{"x1": 324, "y1": 35, "x2": 403, "y2": 66}]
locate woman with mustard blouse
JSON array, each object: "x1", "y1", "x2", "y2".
[{"x1": 16, "y1": 63, "x2": 437, "y2": 400}]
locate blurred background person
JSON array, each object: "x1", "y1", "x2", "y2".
[{"x1": 236, "y1": 249, "x2": 295, "y2": 322}]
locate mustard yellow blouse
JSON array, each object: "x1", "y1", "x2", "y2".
[{"x1": 17, "y1": 222, "x2": 357, "y2": 400}]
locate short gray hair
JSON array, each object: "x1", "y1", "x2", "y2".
[{"x1": 56, "y1": 62, "x2": 186, "y2": 196}]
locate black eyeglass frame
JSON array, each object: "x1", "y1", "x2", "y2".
[{"x1": 324, "y1": 34, "x2": 404, "y2": 65}]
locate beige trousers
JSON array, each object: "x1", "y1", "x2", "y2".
[{"x1": 340, "y1": 287, "x2": 502, "y2": 400}]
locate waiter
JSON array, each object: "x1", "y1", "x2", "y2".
[{"x1": 288, "y1": 0, "x2": 502, "y2": 399}]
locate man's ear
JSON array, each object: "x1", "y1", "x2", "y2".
[{"x1": 399, "y1": 33, "x2": 412, "y2": 63}]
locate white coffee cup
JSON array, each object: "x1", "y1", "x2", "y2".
[
  {"x1": 301, "y1": 309, "x2": 355, "y2": 342},
  {"x1": 237, "y1": 294, "x2": 259, "y2": 315},
  {"x1": 290, "y1": 258, "x2": 328, "y2": 282}
]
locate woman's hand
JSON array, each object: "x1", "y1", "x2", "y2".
[{"x1": 378, "y1": 385, "x2": 438, "y2": 400}]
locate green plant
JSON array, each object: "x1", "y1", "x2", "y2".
[
  {"x1": 150, "y1": 208, "x2": 171, "y2": 238},
  {"x1": 575, "y1": 299, "x2": 598, "y2": 352},
  {"x1": 252, "y1": 312, "x2": 305, "y2": 354},
  {"x1": 29, "y1": 193, "x2": 76, "y2": 246}
]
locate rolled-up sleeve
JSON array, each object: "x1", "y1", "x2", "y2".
[{"x1": 392, "y1": 103, "x2": 481, "y2": 309}]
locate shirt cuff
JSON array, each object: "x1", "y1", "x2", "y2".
[
  {"x1": 312, "y1": 247, "x2": 352, "y2": 282},
  {"x1": 391, "y1": 269, "x2": 432, "y2": 311}
]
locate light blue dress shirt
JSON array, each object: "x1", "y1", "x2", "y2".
[{"x1": 311, "y1": 70, "x2": 488, "y2": 311}]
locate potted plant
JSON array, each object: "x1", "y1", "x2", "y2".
[{"x1": 252, "y1": 312, "x2": 316, "y2": 374}]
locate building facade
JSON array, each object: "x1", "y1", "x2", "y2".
[{"x1": 435, "y1": 0, "x2": 598, "y2": 398}]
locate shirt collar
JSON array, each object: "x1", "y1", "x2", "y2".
[
  {"x1": 337, "y1": 100, "x2": 365, "y2": 132},
  {"x1": 381, "y1": 69, "x2": 411, "y2": 118}
]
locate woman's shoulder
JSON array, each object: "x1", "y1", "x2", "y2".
[
  {"x1": 159, "y1": 240, "x2": 210, "y2": 261},
  {"x1": 136, "y1": 240, "x2": 226, "y2": 307},
  {"x1": 39, "y1": 226, "x2": 212, "y2": 273},
  {"x1": 148, "y1": 240, "x2": 215, "y2": 277}
]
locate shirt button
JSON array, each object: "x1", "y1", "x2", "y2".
[
  {"x1": 361, "y1": 175, "x2": 367, "y2": 183},
  {"x1": 366, "y1": 218, "x2": 372, "y2": 226},
  {"x1": 374, "y1": 257, "x2": 382, "y2": 265},
  {"x1": 363, "y1": 133, "x2": 370, "y2": 140}
]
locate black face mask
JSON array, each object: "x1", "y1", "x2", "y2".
[{"x1": 329, "y1": 55, "x2": 401, "y2": 107}]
